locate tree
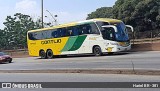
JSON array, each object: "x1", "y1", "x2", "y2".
[
  {"x1": 0, "y1": 29, "x2": 6, "y2": 49},
  {"x1": 87, "y1": 0, "x2": 160, "y2": 38},
  {"x1": 1, "y1": 13, "x2": 49, "y2": 49},
  {"x1": 0, "y1": 13, "x2": 53, "y2": 50},
  {"x1": 2, "y1": 13, "x2": 37, "y2": 49},
  {"x1": 87, "y1": 7, "x2": 113, "y2": 19},
  {"x1": 113, "y1": 0, "x2": 160, "y2": 38}
]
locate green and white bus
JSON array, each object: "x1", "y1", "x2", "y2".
[{"x1": 27, "y1": 18, "x2": 134, "y2": 59}]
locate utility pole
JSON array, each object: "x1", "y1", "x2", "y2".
[{"x1": 41, "y1": 0, "x2": 44, "y2": 28}]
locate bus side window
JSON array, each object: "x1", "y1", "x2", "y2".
[
  {"x1": 28, "y1": 32, "x2": 44, "y2": 40},
  {"x1": 66, "y1": 26, "x2": 78, "y2": 36},
  {"x1": 61, "y1": 28, "x2": 67, "y2": 37},
  {"x1": 96, "y1": 22, "x2": 109, "y2": 31},
  {"x1": 57, "y1": 28, "x2": 66, "y2": 37},
  {"x1": 72, "y1": 27, "x2": 79, "y2": 36},
  {"x1": 41, "y1": 30, "x2": 51, "y2": 39},
  {"x1": 57, "y1": 29, "x2": 60, "y2": 38},
  {"x1": 81, "y1": 24, "x2": 90, "y2": 34},
  {"x1": 52, "y1": 31, "x2": 56, "y2": 38},
  {"x1": 34, "y1": 32, "x2": 42, "y2": 40},
  {"x1": 89, "y1": 23, "x2": 100, "y2": 34},
  {"x1": 65, "y1": 27, "x2": 78, "y2": 36},
  {"x1": 77, "y1": 24, "x2": 90, "y2": 35},
  {"x1": 85, "y1": 25, "x2": 91, "y2": 34},
  {"x1": 65, "y1": 27, "x2": 71, "y2": 36},
  {"x1": 77, "y1": 26, "x2": 82, "y2": 35},
  {"x1": 41, "y1": 31, "x2": 45, "y2": 39},
  {"x1": 103, "y1": 27, "x2": 116, "y2": 40},
  {"x1": 52, "y1": 29, "x2": 60, "y2": 38},
  {"x1": 28, "y1": 33, "x2": 36, "y2": 40}
]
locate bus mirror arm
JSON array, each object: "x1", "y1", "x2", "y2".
[
  {"x1": 126, "y1": 25, "x2": 134, "y2": 32},
  {"x1": 102, "y1": 25, "x2": 118, "y2": 32}
]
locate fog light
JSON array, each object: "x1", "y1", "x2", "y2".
[{"x1": 106, "y1": 47, "x2": 113, "y2": 52}]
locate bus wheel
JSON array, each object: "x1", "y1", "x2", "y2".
[
  {"x1": 46, "y1": 50, "x2": 53, "y2": 59},
  {"x1": 40, "y1": 50, "x2": 46, "y2": 59},
  {"x1": 93, "y1": 46, "x2": 102, "y2": 56}
]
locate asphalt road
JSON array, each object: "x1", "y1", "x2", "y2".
[
  {"x1": 1, "y1": 73, "x2": 160, "y2": 82},
  {"x1": 0, "y1": 73, "x2": 160, "y2": 91},
  {"x1": 0, "y1": 51, "x2": 160, "y2": 70},
  {"x1": 1, "y1": 52, "x2": 160, "y2": 91}
]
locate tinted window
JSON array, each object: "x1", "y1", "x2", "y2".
[
  {"x1": 96, "y1": 22, "x2": 109, "y2": 31},
  {"x1": 89, "y1": 23, "x2": 100, "y2": 34},
  {"x1": 37, "y1": 32, "x2": 43, "y2": 40},
  {"x1": 72, "y1": 27, "x2": 79, "y2": 36},
  {"x1": 66, "y1": 27, "x2": 72, "y2": 36},
  {"x1": 57, "y1": 28, "x2": 67, "y2": 37},
  {"x1": 28, "y1": 23, "x2": 100, "y2": 40},
  {"x1": 51, "y1": 29, "x2": 60, "y2": 38},
  {"x1": 28, "y1": 30, "x2": 52, "y2": 40},
  {"x1": 78, "y1": 24, "x2": 90, "y2": 35},
  {"x1": 77, "y1": 23, "x2": 100, "y2": 35},
  {"x1": 101, "y1": 27, "x2": 116, "y2": 41},
  {"x1": 30, "y1": 32, "x2": 42, "y2": 40},
  {"x1": 42, "y1": 30, "x2": 52, "y2": 39},
  {"x1": 28, "y1": 33, "x2": 36, "y2": 40},
  {"x1": 65, "y1": 26, "x2": 79, "y2": 36}
]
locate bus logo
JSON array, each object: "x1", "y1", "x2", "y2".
[{"x1": 41, "y1": 39, "x2": 61, "y2": 45}]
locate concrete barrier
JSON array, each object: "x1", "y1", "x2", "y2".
[{"x1": 131, "y1": 42, "x2": 160, "y2": 51}]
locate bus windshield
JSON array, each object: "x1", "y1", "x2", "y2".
[
  {"x1": 100, "y1": 22, "x2": 129, "y2": 42},
  {"x1": 113, "y1": 22, "x2": 129, "y2": 42}
]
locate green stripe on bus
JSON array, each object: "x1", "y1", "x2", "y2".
[
  {"x1": 61, "y1": 36, "x2": 78, "y2": 52},
  {"x1": 69, "y1": 35, "x2": 87, "y2": 51}
]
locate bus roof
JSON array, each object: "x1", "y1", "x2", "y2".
[
  {"x1": 28, "y1": 18, "x2": 122, "y2": 33},
  {"x1": 92, "y1": 18, "x2": 122, "y2": 23}
]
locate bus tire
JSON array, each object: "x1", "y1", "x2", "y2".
[
  {"x1": 40, "y1": 50, "x2": 46, "y2": 59},
  {"x1": 93, "y1": 46, "x2": 102, "y2": 56},
  {"x1": 46, "y1": 49, "x2": 53, "y2": 59}
]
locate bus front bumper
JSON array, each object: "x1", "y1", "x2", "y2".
[{"x1": 105, "y1": 45, "x2": 131, "y2": 52}]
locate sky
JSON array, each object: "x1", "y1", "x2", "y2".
[{"x1": 0, "y1": 0, "x2": 117, "y2": 29}]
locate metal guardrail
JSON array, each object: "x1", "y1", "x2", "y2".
[
  {"x1": 131, "y1": 38, "x2": 160, "y2": 44},
  {"x1": 1, "y1": 49, "x2": 28, "y2": 57},
  {"x1": 3, "y1": 49, "x2": 28, "y2": 52}
]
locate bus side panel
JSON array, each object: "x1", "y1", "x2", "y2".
[
  {"x1": 88, "y1": 35, "x2": 105, "y2": 53},
  {"x1": 61, "y1": 35, "x2": 87, "y2": 55},
  {"x1": 43, "y1": 37, "x2": 69, "y2": 55},
  {"x1": 28, "y1": 40, "x2": 40, "y2": 56},
  {"x1": 28, "y1": 37, "x2": 69, "y2": 56},
  {"x1": 77, "y1": 35, "x2": 105, "y2": 54},
  {"x1": 52, "y1": 37, "x2": 69, "y2": 55},
  {"x1": 61, "y1": 36, "x2": 78, "y2": 52}
]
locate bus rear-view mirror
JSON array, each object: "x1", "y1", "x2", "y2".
[{"x1": 126, "y1": 25, "x2": 134, "y2": 32}]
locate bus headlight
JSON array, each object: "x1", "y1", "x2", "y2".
[
  {"x1": 118, "y1": 42, "x2": 130, "y2": 46},
  {"x1": 110, "y1": 42, "x2": 119, "y2": 46}
]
